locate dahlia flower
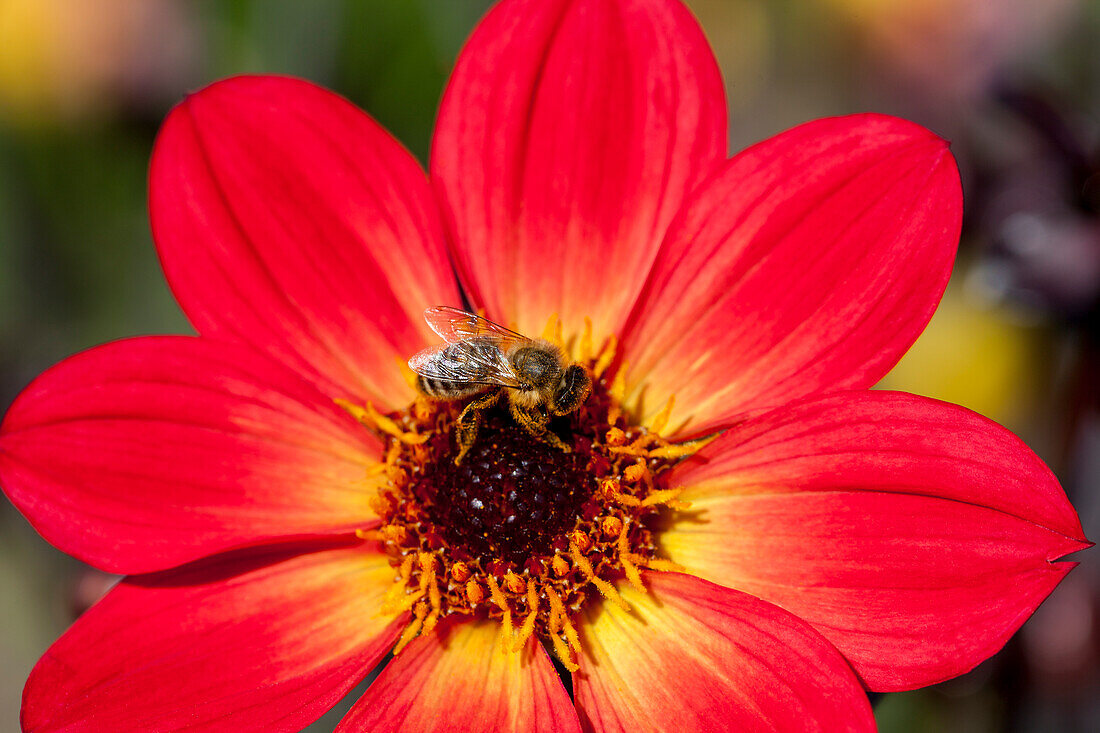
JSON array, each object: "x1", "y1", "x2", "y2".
[{"x1": 0, "y1": 0, "x2": 1088, "y2": 730}]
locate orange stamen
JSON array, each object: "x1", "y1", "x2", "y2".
[
  {"x1": 545, "y1": 587, "x2": 580, "y2": 672},
  {"x1": 451, "y1": 562, "x2": 471, "y2": 583},
  {"x1": 601, "y1": 515, "x2": 623, "y2": 539},
  {"x1": 617, "y1": 520, "x2": 645, "y2": 593},
  {"x1": 570, "y1": 542, "x2": 628, "y2": 611},
  {"x1": 579, "y1": 317, "x2": 594, "y2": 363},
  {"x1": 512, "y1": 583, "x2": 541, "y2": 652},
  {"x1": 594, "y1": 336, "x2": 618, "y2": 378},
  {"x1": 503, "y1": 571, "x2": 526, "y2": 595},
  {"x1": 393, "y1": 601, "x2": 428, "y2": 654},
  {"x1": 486, "y1": 575, "x2": 514, "y2": 654}
]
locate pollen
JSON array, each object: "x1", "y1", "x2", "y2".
[{"x1": 340, "y1": 327, "x2": 705, "y2": 666}]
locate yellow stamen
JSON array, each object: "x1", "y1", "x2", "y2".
[
  {"x1": 570, "y1": 542, "x2": 629, "y2": 611},
  {"x1": 609, "y1": 362, "x2": 627, "y2": 400},
  {"x1": 380, "y1": 525, "x2": 407, "y2": 544},
  {"x1": 561, "y1": 615, "x2": 582, "y2": 656},
  {"x1": 545, "y1": 587, "x2": 580, "y2": 672},
  {"x1": 594, "y1": 335, "x2": 618, "y2": 378},
  {"x1": 417, "y1": 553, "x2": 434, "y2": 591},
  {"x1": 549, "y1": 631, "x2": 579, "y2": 672},
  {"x1": 621, "y1": 462, "x2": 646, "y2": 484},
  {"x1": 381, "y1": 588, "x2": 424, "y2": 615},
  {"x1": 647, "y1": 434, "x2": 718, "y2": 459},
  {"x1": 541, "y1": 313, "x2": 563, "y2": 347},
  {"x1": 395, "y1": 355, "x2": 420, "y2": 392},
  {"x1": 601, "y1": 478, "x2": 641, "y2": 507},
  {"x1": 393, "y1": 601, "x2": 428, "y2": 654},
  {"x1": 606, "y1": 363, "x2": 628, "y2": 425},
  {"x1": 503, "y1": 570, "x2": 526, "y2": 595},
  {"x1": 601, "y1": 515, "x2": 623, "y2": 539},
  {"x1": 383, "y1": 556, "x2": 414, "y2": 601},
  {"x1": 635, "y1": 556, "x2": 686, "y2": 573},
  {"x1": 335, "y1": 398, "x2": 429, "y2": 445},
  {"x1": 648, "y1": 394, "x2": 675, "y2": 435},
  {"x1": 413, "y1": 397, "x2": 433, "y2": 423},
  {"x1": 579, "y1": 317, "x2": 594, "y2": 363},
  {"x1": 546, "y1": 587, "x2": 564, "y2": 632},
  {"x1": 641, "y1": 488, "x2": 685, "y2": 507},
  {"x1": 512, "y1": 584, "x2": 541, "y2": 652},
  {"x1": 451, "y1": 562, "x2": 471, "y2": 583},
  {"x1": 617, "y1": 520, "x2": 646, "y2": 593},
  {"x1": 417, "y1": 553, "x2": 442, "y2": 632},
  {"x1": 486, "y1": 575, "x2": 514, "y2": 655}
]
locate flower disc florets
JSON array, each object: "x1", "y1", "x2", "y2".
[{"x1": 344, "y1": 339, "x2": 700, "y2": 669}]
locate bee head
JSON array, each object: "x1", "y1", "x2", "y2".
[{"x1": 550, "y1": 364, "x2": 591, "y2": 416}]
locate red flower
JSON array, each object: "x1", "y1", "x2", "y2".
[{"x1": 0, "y1": 0, "x2": 1088, "y2": 731}]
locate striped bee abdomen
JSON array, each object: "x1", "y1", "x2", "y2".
[
  {"x1": 417, "y1": 374, "x2": 487, "y2": 400},
  {"x1": 415, "y1": 339, "x2": 500, "y2": 400}
]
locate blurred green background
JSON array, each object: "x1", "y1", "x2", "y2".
[{"x1": 1, "y1": 0, "x2": 1098, "y2": 730}]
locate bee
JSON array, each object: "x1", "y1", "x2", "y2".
[{"x1": 408, "y1": 307, "x2": 592, "y2": 464}]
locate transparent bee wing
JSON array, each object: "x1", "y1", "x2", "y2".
[
  {"x1": 407, "y1": 339, "x2": 523, "y2": 389},
  {"x1": 423, "y1": 306, "x2": 531, "y2": 350}
]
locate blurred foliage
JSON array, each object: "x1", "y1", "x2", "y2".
[{"x1": 1, "y1": 1, "x2": 1099, "y2": 731}]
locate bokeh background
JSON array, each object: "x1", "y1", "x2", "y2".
[{"x1": 1, "y1": 0, "x2": 1098, "y2": 730}]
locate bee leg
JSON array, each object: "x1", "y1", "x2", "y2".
[
  {"x1": 455, "y1": 390, "x2": 501, "y2": 465},
  {"x1": 510, "y1": 401, "x2": 571, "y2": 453}
]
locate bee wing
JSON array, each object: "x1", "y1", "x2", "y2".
[
  {"x1": 407, "y1": 340, "x2": 524, "y2": 389},
  {"x1": 423, "y1": 306, "x2": 531, "y2": 351}
]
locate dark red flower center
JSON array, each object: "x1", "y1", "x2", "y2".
[
  {"x1": 341, "y1": 342, "x2": 705, "y2": 670},
  {"x1": 416, "y1": 409, "x2": 591, "y2": 568}
]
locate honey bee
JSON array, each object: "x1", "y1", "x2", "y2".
[{"x1": 409, "y1": 307, "x2": 592, "y2": 463}]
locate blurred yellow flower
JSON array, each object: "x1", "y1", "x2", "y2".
[
  {"x1": 881, "y1": 280, "x2": 1047, "y2": 429},
  {"x1": 0, "y1": 0, "x2": 192, "y2": 124}
]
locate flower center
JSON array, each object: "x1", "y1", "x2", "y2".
[
  {"x1": 418, "y1": 409, "x2": 592, "y2": 568},
  {"x1": 339, "y1": 323, "x2": 706, "y2": 670}
]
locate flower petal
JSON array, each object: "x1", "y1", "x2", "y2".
[
  {"x1": 0, "y1": 336, "x2": 381, "y2": 574},
  {"x1": 21, "y1": 542, "x2": 405, "y2": 733},
  {"x1": 620, "y1": 114, "x2": 962, "y2": 435},
  {"x1": 338, "y1": 616, "x2": 580, "y2": 732},
  {"x1": 432, "y1": 0, "x2": 727, "y2": 343},
  {"x1": 574, "y1": 571, "x2": 875, "y2": 732},
  {"x1": 150, "y1": 75, "x2": 461, "y2": 409},
  {"x1": 662, "y1": 391, "x2": 1089, "y2": 690}
]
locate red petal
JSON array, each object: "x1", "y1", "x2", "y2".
[
  {"x1": 574, "y1": 571, "x2": 875, "y2": 732},
  {"x1": 22, "y1": 542, "x2": 405, "y2": 733},
  {"x1": 620, "y1": 114, "x2": 962, "y2": 435},
  {"x1": 0, "y1": 336, "x2": 380, "y2": 574},
  {"x1": 151, "y1": 75, "x2": 461, "y2": 409},
  {"x1": 338, "y1": 617, "x2": 580, "y2": 732},
  {"x1": 663, "y1": 391, "x2": 1089, "y2": 690},
  {"x1": 432, "y1": 0, "x2": 727, "y2": 343}
]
